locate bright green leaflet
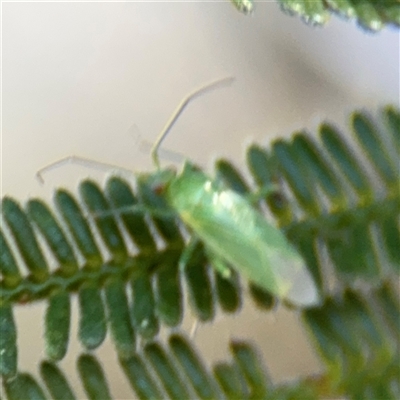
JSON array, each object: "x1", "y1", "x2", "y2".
[{"x1": 230, "y1": 0, "x2": 254, "y2": 14}]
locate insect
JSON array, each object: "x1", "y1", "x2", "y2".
[
  {"x1": 138, "y1": 77, "x2": 320, "y2": 308},
  {"x1": 37, "y1": 77, "x2": 320, "y2": 307}
]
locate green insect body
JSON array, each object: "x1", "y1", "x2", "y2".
[
  {"x1": 140, "y1": 162, "x2": 320, "y2": 308},
  {"x1": 137, "y1": 77, "x2": 320, "y2": 308},
  {"x1": 230, "y1": 0, "x2": 254, "y2": 14}
]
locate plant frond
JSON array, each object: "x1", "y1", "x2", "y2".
[
  {"x1": 0, "y1": 178, "x2": 245, "y2": 375},
  {"x1": 230, "y1": 0, "x2": 400, "y2": 32},
  {"x1": 2, "y1": 333, "x2": 319, "y2": 400},
  {"x1": 2, "y1": 282, "x2": 398, "y2": 399},
  {"x1": 1, "y1": 105, "x2": 399, "y2": 398},
  {"x1": 303, "y1": 282, "x2": 400, "y2": 399},
  {"x1": 214, "y1": 107, "x2": 399, "y2": 294}
]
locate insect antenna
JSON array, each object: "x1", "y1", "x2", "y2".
[
  {"x1": 151, "y1": 76, "x2": 235, "y2": 169},
  {"x1": 127, "y1": 123, "x2": 185, "y2": 165}
]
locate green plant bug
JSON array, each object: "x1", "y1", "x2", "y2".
[
  {"x1": 139, "y1": 77, "x2": 320, "y2": 308},
  {"x1": 36, "y1": 77, "x2": 320, "y2": 308}
]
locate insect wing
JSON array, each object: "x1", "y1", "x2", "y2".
[{"x1": 169, "y1": 167, "x2": 319, "y2": 307}]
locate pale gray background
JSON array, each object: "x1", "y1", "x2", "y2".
[{"x1": 2, "y1": 1, "x2": 399, "y2": 399}]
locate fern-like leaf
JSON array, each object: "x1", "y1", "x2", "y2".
[
  {"x1": 231, "y1": 0, "x2": 400, "y2": 32},
  {"x1": 3, "y1": 333, "x2": 320, "y2": 400},
  {"x1": 1, "y1": 105, "x2": 399, "y2": 398}
]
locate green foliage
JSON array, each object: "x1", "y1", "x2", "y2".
[
  {"x1": 304, "y1": 285, "x2": 399, "y2": 398},
  {"x1": 2, "y1": 334, "x2": 319, "y2": 400},
  {"x1": 1, "y1": 105, "x2": 399, "y2": 398},
  {"x1": 231, "y1": 0, "x2": 400, "y2": 32}
]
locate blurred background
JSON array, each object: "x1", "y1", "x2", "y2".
[{"x1": 2, "y1": 1, "x2": 399, "y2": 398}]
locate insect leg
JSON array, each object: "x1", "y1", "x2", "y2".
[
  {"x1": 88, "y1": 204, "x2": 177, "y2": 220},
  {"x1": 205, "y1": 249, "x2": 232, "y2": 280},
  {"x1": 245, "y1": 183, "x2": 280, "y2": 205},
  {"x1": 36, "y1": 156, "x2": 134, "y2": 184},
  {"x1": 178, "y1": 236, "x2": 200, "y2": 273},
  {"x1": 190, "y1": 319, "x2": 199, "y2": 339}
]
